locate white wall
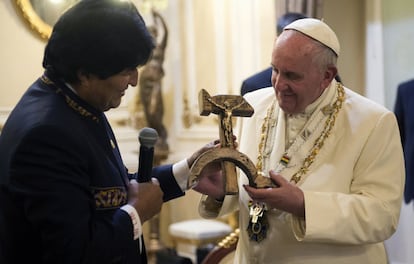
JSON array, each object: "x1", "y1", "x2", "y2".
[
  {"x1": 0, "y1": 1, "x2": 45, "y2": 107},
  {"x1": 382, "y1": 0, "x2": 414, "y2": 110}
]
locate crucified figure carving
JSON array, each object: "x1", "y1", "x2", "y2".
[{"x1": 206, "y1": 98, "x2": 245, "y2": 148}]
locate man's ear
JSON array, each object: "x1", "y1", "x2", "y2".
[
  {"x1": 323, "y1": 65, "x2": 338, "y2": 86},
  {"x1": 76, "y1": 70, "x2": 90, "y2": 85}
]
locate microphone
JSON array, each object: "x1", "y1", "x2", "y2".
[{"x1": 137, "y1": 127, "x2": 158, "y2": 183}]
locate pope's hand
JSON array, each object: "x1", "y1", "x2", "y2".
[{"x1": 243, "y1": 170, "x2": 305, "y2": 217}]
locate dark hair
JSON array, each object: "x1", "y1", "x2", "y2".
[
  {"x1": 43, "y1": 0, "x2": 155, "y2": 83},
  {"x1": 276, "y1": 12, "x2": 308, "y2": 35}
]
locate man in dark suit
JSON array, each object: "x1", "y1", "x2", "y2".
[
  {"x1": 394, "y1": 79, "x2": 414, "y2": 204},
  {"x1": 0, "y1": 1, "x2": 209, "y2": 263},
  {"x1": 240, "y1": 12, "x2": 307, "y2": 96}
]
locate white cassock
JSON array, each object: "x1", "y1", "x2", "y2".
[{"x1": 199, "y1": 80, "x2": 405, "y2": 264}]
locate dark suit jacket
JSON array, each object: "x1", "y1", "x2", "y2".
[
  {"x1": 394, "y1": 79, "x2": 414, "y2": 204},
  {"x1": 0, "y1": 73, "x2": 184, "y2": 264},
  {"x1": 240, "y1": 67, "x2": 272, "y2": 96}
]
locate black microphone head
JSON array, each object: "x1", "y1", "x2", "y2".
[{"x1": 139, "y1": 127, "x2": 158, "y2": 148}]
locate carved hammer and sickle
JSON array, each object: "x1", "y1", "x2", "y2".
[{"x1": 188, "y1": 89, "x2": 272, "y2": 194}]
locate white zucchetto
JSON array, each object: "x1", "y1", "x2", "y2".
[{"x1": 284, "y1": 18, "x2": 340, "y2": 56}]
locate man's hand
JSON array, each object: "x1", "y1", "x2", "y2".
[
  {"x1": 128, "y1": 179, "x2": 163, "y2": 223},
  {"x1": 187, "y1": 139, "x2": 228, "y2": 200},
  {"x1": 243, "y1": 170, "x2": 305, "y2": 217},
  {"x1": 192, "y1": 161, "x2": 225, "y2": 200},
  {"x1": 186, "y1": 136, "x2": 238, "y2": 168},
  {"x1": 186, "y1": 139, "x2": 220, "y2": 168}
]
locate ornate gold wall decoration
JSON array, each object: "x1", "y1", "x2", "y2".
[
  {"x1": 14, "y1": 0, "x2": 79, "y2": 41},
  {"x1": 14, "y1": 0, "x2": 52, "y2": 40}
]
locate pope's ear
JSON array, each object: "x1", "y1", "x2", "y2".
[{"x1": 324, "y1": 65, "x2": 338, "y2": 84}]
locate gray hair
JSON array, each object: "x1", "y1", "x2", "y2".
[{"x1": 310, "y1": 39, "x2": 338, "y2": 72}]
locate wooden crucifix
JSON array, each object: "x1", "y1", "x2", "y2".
[{"x1": 188, "y1": 89, "x2": 272, "y2": 195}]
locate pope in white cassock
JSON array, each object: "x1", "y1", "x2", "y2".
[{"x1": 193, "y1": 18, "x2": 405, "y2": 264}]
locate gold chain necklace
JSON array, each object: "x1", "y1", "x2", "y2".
[
  {"x1": 256, "y1": 100, "x2": 276, "y2": 177},
  {"x1": 256, "y1": 82, "x2": 345, "y2": 184}
]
